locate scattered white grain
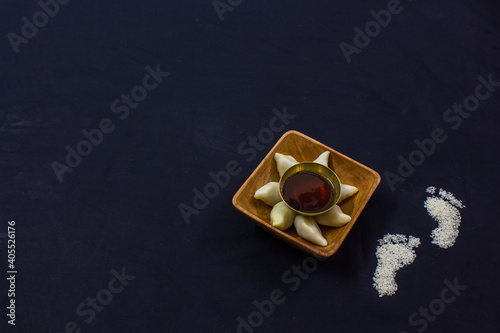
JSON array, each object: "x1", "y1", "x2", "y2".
[
  {"x1": 424, "y1": 187, "x2": 464, "y2": 248},
  {"x1": 426, "y1": 186, "x2": 436, "y2": 194},
  {"x1": 438, "y1": 188, "x2": 465, "y2": 209},
  {"x1": 373, "y1": 234, "x2": 421, "y2": 297}
]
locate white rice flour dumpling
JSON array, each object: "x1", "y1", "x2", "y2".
[
  {"x1": 294, "y1": 215, "x2": 327, "y2": 247},
  {"x1": 274, "y1": 153, "x2": 298, "y2": 178},
  {"x1": 313, "y1": 151, "x2": 330, "y2": 167},
  {"x1": 270, "y1": 201, "x2": 296, "y2": 230},
  {"x1": 254, "y1": 182, "x2": 281, "y2": 206},
  {"x1": 315, "y1": 205, "x2": 352, "y2": 227},
  {"x1": 339, "y1": 184, "x2": 358, "y2": 203}
]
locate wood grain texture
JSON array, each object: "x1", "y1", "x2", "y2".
[{"x1": 232, "y1": 130, "x2": 381, "y2": 258}]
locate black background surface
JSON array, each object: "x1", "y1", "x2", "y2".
[{"x1": 1, "y1": 0, "x2": 499, "y2": 332}]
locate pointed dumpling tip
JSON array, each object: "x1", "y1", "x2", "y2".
[
  {"x1": 313, "y1": 151, "x2": 330, "y2": 167},
  {"x1": 338, "y1": 184, "x2": 358, "y2": 203},
  {"x1": 274, "y1": 153, "x2": 298, "y2": 178}
]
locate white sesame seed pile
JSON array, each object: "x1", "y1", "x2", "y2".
[
  {"x1": 424, "y1": 187, "x2": 465, "y2": 249},
  {"x1": 372, "y1": 234, "x2": 421, "y2": 297}
]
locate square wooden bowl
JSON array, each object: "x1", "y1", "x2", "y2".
[{"x1": 232, "y1": 130, "x2": 381, "y2": 258}]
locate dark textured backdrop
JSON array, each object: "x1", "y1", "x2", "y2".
[{"x1": 0, "y1": 0, "x2": 499, "y2": 332}]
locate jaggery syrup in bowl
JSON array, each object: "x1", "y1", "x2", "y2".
[
  {"x1": 279, "y1": 162, "x2": 341, "y2": 216},
  {"x1": 282, "y1": 171, "x2": 336, "y2": 213}
]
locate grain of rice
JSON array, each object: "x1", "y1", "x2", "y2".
[
  {"x1": 437, "y1": 188, "x2": 465, "y2": 209},
  {"x1": 426, "y1": 186, "x2": 436, "y2": 194},
  {"x1": 372, "y1": 234, "x2": 421, "y2": 297},
  {"x1": 424, "y1": 187, "x2": 464, "y2": 249}
]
